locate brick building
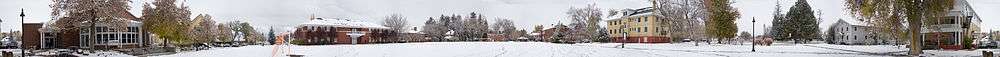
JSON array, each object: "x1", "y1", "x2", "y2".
[{"x1": 293, "y1": 16, "x2": 393, "y2": 45}]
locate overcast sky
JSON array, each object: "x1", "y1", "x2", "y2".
[{"x1": 2, "y1": 0, "x2": 998, "y2": 35}]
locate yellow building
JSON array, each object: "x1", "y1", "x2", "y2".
[{"x1": 606, "y1": 7, "x2": 670, "y2": 43}]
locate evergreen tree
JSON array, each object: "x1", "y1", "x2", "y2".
[
  {"x1": 770, "y1": 0, "x2": 787, "y2": 41},
  {"x1": 422, "y1": 17, "x2": 444, "y2": 41},
  {"x1": 267, "y1": 26, "x2": 275, "y2": 44},
  {"x1": 781, "y1": 0, "x2": 820, "y2": 43}
]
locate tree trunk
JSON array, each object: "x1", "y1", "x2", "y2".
[{"x1": 908, "y1": 12, "x2": 924, "y2": 56}]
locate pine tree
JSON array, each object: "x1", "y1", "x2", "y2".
[
  {"x1": 781, "y1": 0, "x2": 820, "y2": 43},
  {"x1": 462, "y1": 12, "x2": 489, "y2": 41},
  {"x1": 770, "y1": 0, "x2": 787, "y2": 41},
  {"x1": 266, "y1": 26, "x2": 275, "y2": 44}
]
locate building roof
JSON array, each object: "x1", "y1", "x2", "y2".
[
  {"x1": 403, "y1": 29, "x2": 422, "y2": 34},
  {"x1": 606, "y1": 7, "x2": 658, "y2": 21},
  {"x1": 297, "y1": 18, "x2": 390, "y2": 29}
]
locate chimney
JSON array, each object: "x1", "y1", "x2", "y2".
[
  {"x1": 309, "y1": 14, "x2": 315, "y2": 20},
  {"x1": 650, "y1": 0, "x2": 658, "y2": 9}
]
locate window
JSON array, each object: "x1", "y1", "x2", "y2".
[
  {"x1": 611, "y1": 30, "x2": 618, "y2": 34},
  {"x1": 635, "y1": 28, "x2": 638, "y2": 32},
  {"x1": 636, "y1": 18, "x2": 641, "y2": 22},
  {"x1": 110, "y1": 34, "x2": 118, "y2": 42},
  {"x1": 637, "y1": 18, "x2": 642, "y2": 22},
  {"x1": 95, "y1": 27, "x2": 105, "y2": 32},
  {"x1": 643, "y1": 27, "x2": 647, "y2": 32},
  {"x1": 939, "y1": 17, "x2": 956, "y2": 24},
  {"x1": 128, "y1": 27, "x2": 138, "y2": 32},
  {"x1": 325, "y1": 27, "x2": 331, "y2": 32}
]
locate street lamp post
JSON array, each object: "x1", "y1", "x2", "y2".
[
  {"x1": 752, "y1": 17, "x2": 756, "y2": 52},
  {"x1": 19, "y1": 8, "x2": 26, "y2": 57},
  {"x1": 621, "y1": 24, "x2": 627, "y2": 48}
]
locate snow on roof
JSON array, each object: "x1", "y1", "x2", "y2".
[
  {"x1": 834, "y1": 19, "x2": 869, "y2": 26},
  {"x1": 297, "y1": 18, "x2": 390, "y2": 29},
  {"x1": 529, "y1": 33, "x2": 541, "y2": 35},
  {"x1": 403, "y1": 29, "x2": 422, "y2": 34},
  {"x1": 445, "y1": 30, "x2": 455, "y2": 35},
  {"x1": 606, "y1": 7, "x2": 657, "y2": 21}
]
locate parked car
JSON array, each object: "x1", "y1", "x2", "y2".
[
  {"x1": 975, "y1": 38, "x2": 997, "y2": 48},
  {"x1": 682, "y1": 39, "x2": 692, "y2": 42}
]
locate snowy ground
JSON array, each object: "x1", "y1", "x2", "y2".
[
  {"x1": 148, "y1": 42, "x2": 929, "y2": 57},
  {"x1": 922, "y1": 49, "x2": 1000, "y2": 57}
]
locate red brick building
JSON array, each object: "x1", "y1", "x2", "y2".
[
  {"x1": 21, "y1": 23, "x2": 42, "y2": 49},
  {"x1": 293, "y1": 17, "x2": 393, "y2": 45},
  {"x1": 539, "y1": 24, "x2": 569, "y2": 42},
  {"x1": 22, "y1": 11, "x2": 149, "y2": 49}
]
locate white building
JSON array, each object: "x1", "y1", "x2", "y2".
[
  {"x1": 827, "y1": 19, "x2": 886, "y2": 45},
  {"x1": 919, "y1": 0, "x2": 983, "y2": 49}
]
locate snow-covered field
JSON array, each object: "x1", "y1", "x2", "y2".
[{"x1": 149, "y1": 42, "x2": 926, "y2": 57}]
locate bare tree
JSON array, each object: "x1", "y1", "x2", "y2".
[
  {"x1": 566, "y1": 4, "x2": 603, "y2": 42},
  {"x1": 653, "y1": 0, "x2": 707, "y2": 43},
  {"x1": 383, "y1": 14, "x2": 407, "y2": 42},
  {"x1": 492, "y1": 18, "x2": 517, "y2": 40},
  {"x1": 383, "y1": 14, "x2": 408, "y2": 32}
]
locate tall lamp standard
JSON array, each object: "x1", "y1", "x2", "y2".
[
  {"x1": 751, "y1": 17, "x2": 756, "y2": 52},
  {"x1": 19, "y1": 8, "x2": 26, "y2": 57},
  {"x1": 621, "y1": 24, "x2": 627, "y2": 48}
]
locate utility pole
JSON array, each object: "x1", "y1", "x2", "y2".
[{"x1": 752, "y1": 17, "x2": 756, "y2": 52}]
